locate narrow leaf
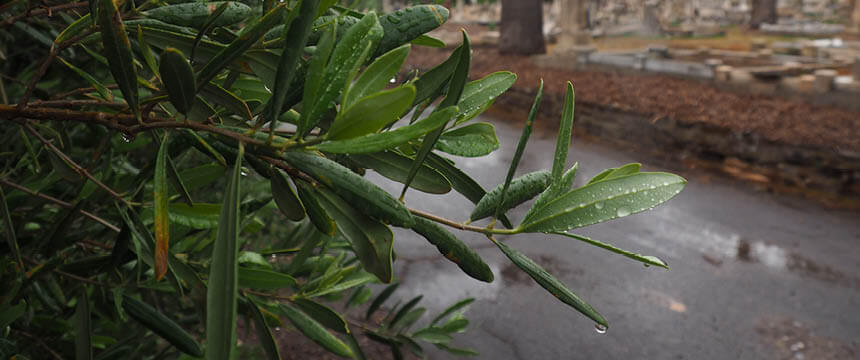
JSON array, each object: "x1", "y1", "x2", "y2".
[
  {"x1": 519, "y1": 172, "x2": 686, "y2": 233},
  {"x1": 376, "y1": 5, "x2": 449, "y2": 56},
  {"x1": 410, "y1": 217, "x2": 493, "y2": 282},
  {"x1": 411, "y1": 34, "x2": 445, "y2": 48},
  {"x1": 280, "y1": 303, "x2": 354, "y2": 358},
  {"x1": 262, "y1": 0, "x2": 320, "y2": 129},
  {"x1": 470, "y1": 171, "x2": 551, "y2": 222},
  {"x1": 552, "y1": 82, "x2": 575, "y2": 183},
  {"x1": 159, "y1": 48, "x2": 196, "y2": 115},
  {"x1": 344, "y1": 44, "x2": 411, "y2": 109},
  {"x1": 98, "y1": 0, "x2": 139, "y2": 119},
  {"x1": 412, "y1": 45, "x2": 461, "y2": 107},
  {"x1": 239, "y1": 267, "x2": 298, "y2": 289},
  {"x1": 143, "y1": 2, "x2": 253, "y2": 28},
  {"x1": 199, "y1": 82, "x2": 253, "y2": 123},
  {"x1": 247, "y1": 300, "x2": 282, "y2": 360},
  {"x1": 430, "y1": 298, "x2": 475, "y2": 326},
  {"x1": 494, "y1": 240, "x2": 607, "y2": 327},
  {"x1": 190, "y1": 2, "x2": 230, "y2": 65},
  {"x1": 167, "y1": 203, "x2": 220, "y2": 229},
  {"x1": 122, "y1": 295, "x2": 204, "y2": 356},
  {"x1": 0, "y1": 186, "x2": 22, "y2": 268},
  {"x1": 587, "y1": 163, "x2": 642, "y2": 185},
  {"x1": 271, "y1": 170, "x2": 305, "y2": 221},
  {"x1": 454, "y1": 72, "x2": 517, "y2": 125},
  {"x1": 292, "y1": 298, "x2": 350, "y2": 334},
  {"x1": 349, "y1": 151, "x2": 451, "y2": 194},
  {"x1": 552, "y1": 232, "x2": 669, "y2": 269},
  {"x1": 75, "y1": 289, "x2": 92, "y2": 360},
  {"x1": 315, "y1": 105, "x2": 458, "y2": 155},
  {"x1": 294, "y1": 181, "x2": 337, "y2": 236},
  {"x1": 424, "y1": 153, "x2": 513, "y2": 228},
  {"x1": 366, "y1": 283, "x2": 399, "y2": 320},
  {"x1": 205, "y1": 144, "x2": 244, "y2": 360},
  {"x1": 57, "y1": 57, "x2": 112, "y2": 101},
  {"x1": 153, "y1": 133, "x2": 170, "y2": 281},
  {"x1": 436, "y1": 122, "x2": 499, "y2": 157},
  {"x1": 328, "y1": 85, "x2": 416, "y2": 140},
  {"x1": 401, "y1": 30, "x2": 470, "y2": 199},
  {"x1": 55, "y1": 13, "x2": 92, "y2": 44}
]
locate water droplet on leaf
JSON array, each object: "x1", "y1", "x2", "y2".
[
  {"x1": 594, "y1": 202, "x2": 604, "y2": 210},
  {"x1": 594, "y1": 324, "x2": 607, "y2": 334},
  {"x1": 616, "y1": 207, "x2": 630, "y2": 217}
]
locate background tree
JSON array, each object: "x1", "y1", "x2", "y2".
[
  {"x1": 750, "y1": 0, "x2": 777, "y2": 29},
  {"x1": 499, "y1": 0, "x2": 546, "y2": 55}
]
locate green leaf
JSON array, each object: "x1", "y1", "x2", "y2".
[
  {"x1": 344, "y1": 44, "x2": 411, "y2": 109},
  {"x1": 401, "y1": 30, "x2": 470, "y2": 199},
  {"x1": 75, "y1": 289, "x2": 92, "y2": 360},
  {"x1": 280, "y1": 303, "x2": 354, "y2": 358},
  {"x1": 299, "y1": 12, "x2": 384, "y2": 135},
  {"x1": 409, "y1": 217, "x2": 493, "y2": 282},
  {"x1": 423, "y1": 153, "x2": 512, "y2": 228},
  {"x1": 122, "y1": 295, "x2": 204, "y2": 356},
  {"x1": 247, "y1": 300, "x2": 282, "y2": 360},
  {"x1": 412, "y1": 327, "x2": 452, "y2": 344},
  {"x1": 436, "y1": 122, "x2": 499, "y2": 157},
  {"x1": 552, "y1": 82, "x2": 575, "y2": 184},
  {"x1": 143, "y1": 2, "x2": 253, "y2": 29},
  {"x1": 55, "y1": 13, "x2": 92, "y2": 44},
  {"x1": 454, "y1": 72, "x2": 517, "y2": 125},
  {"x1": 436, "y1": 344, "x2": 479, "y2": 356},
  {"x1": 388, "y1": 295, "x2": 423, "y2": 328},
  {"x1": 430, "y1": 298, "x2": 474, "y2": 326},
  {"x1": 315, "y1": 106, "x2": 458, "y2": 155},
  {"x1": 205, "y1": 144, "x2": 244, "y2": 360},
  {"x1": 199, "y1": 83, "x2": 253, "y2": 122},
  {"x1": 271, "y1": 170, "x2": 305, "y2": 221},
  {"x1": 346, "y1": 286, "x2": 373, "y2": 308},
  {"x1": 262, "y1": 0, "x2": 320, "y2": 131},
  {"x1": 365, "y1": 283, "x2": 399, "y2": 320},
  {"x1": 376, "y1": 5, "x2": 449, "y2": 56},
  {"x1": 349, "y1": 151, "x2": 451, "y2": 194},
  {"x1": 587, "y1": 163, "x2": 642, "y2": 185},
  {"x1": 154, "y1": 133, "x2": 170, "y2": 281},
  {"x1": 0, "y1": 301, "x2": 26, "y2": 330},
  {"x1": 196, "y1": 5, "x2": 287, "y2": 89},
  {"x1": 552, "y1": 232, "x2": 669, "y2": 269},
  {"x1": 310, "y1": 271, "x2": 379, "y2": 298},
  {"x1": 137, "y1": 25, "x2": 160, "y2": 78},
  {"x1": 189, "y1": 2, "x2": 231, "y2": 65},
  {"x1": 239, "y1": 267, "x2": 297, "y2": 290},
  {"x1": 0, "y1": 186, "x2": 22, "y2": 268},
  {"x1": 167, "y1": 203, "x2": 220, "y2": 229},
  {"x1": 519, "y1": 172, "x2": 686, "y2": 233},
  {"x1": 57, "y1": 57, "x2": 112, "y2": 101},
  {"x1": 294, "y1": 181, "x2": 337, "y2": 236},
  {"x1": 314, "y1": 187, "x2": 394, "y2": 283},
  {"x1": 282, "y1": 151, "x2": 412, "y2": 227},
  {"x1": 411, "y1": 34, "x2": 445, "y2": 48},
  {"x1": 328, "y1": 85, "x2": 416, "y2": 140},
  {"x1": 292, "y1": 298, "x2": 350, "y2": 334},
  {"x1": 159, "y1": 48, "x2": 196, "y2": 115},
  {"x1": 98, "y1": 0, "x2": 139, "y2": 120},
  {"x1": 494, "y1": 240, "x2": 607, "y2": 328},
  {"x1": 178, "y1": 163, "x2": 226, "y2": 191},
  {"x1": 300, "y1": 22, "x2": 336, "y2": 133},
  {"x1": 470, "y1": 170, "x2": 551, "y2": 222},
  {"x1": 412, "y1": 44, "x2": 461, "y2": 107}
]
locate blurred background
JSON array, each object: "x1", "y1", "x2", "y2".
[{"x1": 365, "y1": 1, "x2": 860, "y2": 359}]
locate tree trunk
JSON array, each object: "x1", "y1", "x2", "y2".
[
  {"x1": 749, "y1": 0, "x2": 777, "y2": 29},
  {"x1": 499, "y1": 0, "x2": 546, "y2": 55}
]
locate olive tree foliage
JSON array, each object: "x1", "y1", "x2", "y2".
[{"x1": 0, "y1": 0, "x2": 684, "y2": 359}]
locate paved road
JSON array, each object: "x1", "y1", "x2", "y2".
[{"x1": 370, "y1": 117, "x2": 860, "y2": 359}]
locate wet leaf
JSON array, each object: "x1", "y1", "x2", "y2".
[
  {"x1": 587, "y1": 163, "x2": 642, "y2": 185},
  {"x1": 552, "y1": 82, "x2": 575, "y2": 183},
  {"x1": 349, "y1": 151, "x2": 451, "y2": 194},
  {"x1": 57, "y1": 57, "x2": 112, "y2": 101},
  {"x1": 412, "y1": 44, "x2": 461, "y2": 107},
  {"x1": 412, "y1": 327, "x2": 452, "y2": 344},
  {"x1": 430, "y1": 298, "x2": 474, "y2": 326},
  {"x1": 552, "y1": 232, "x2": 669, "y2": 269},
  {"x1": 453, "y1": 72, "x2": 516, "y2": 126},
  {"x1": 55, "y1": 13, "x2": 92, "y2": 44},
  {"x1": 293, "y1": 298, "x2": 350, "y2": 334},
  {"x1": 409, "y1": 217, "x2": 493, "y2": 282},
  {"x1": 388, "y1": 295, "x2": 422, "y2": 328},
  {"x1": 411, "y1": 34, "x2": 445, "y2": 48},
  {"x1": 344, "y1": 44, "x2": 411, "y2": 109},
  {"x1": 206, "y1": 144, "x2": 244, "y2": 360},
  {"x1": 143, "y1": 1, "x2": 253, "y2": 29},
  {"x1": 271, "y1": 170, "x2": 305, "y2": 221},
  {"x1": 328, "y1": 85, "x2": 416, "y2": 140},
  {"x1": 280, "y1": 303, "x2": 354, "y2": 358},
  {"x1": 154, "y1": 133, "x2": 170, "y2": 281},
  {"x1": 314, "y1": 187, "x2": 394, "y2": 283},
  {"x1": 436, "y1": 122, "x2": 499, "y2": 157},
  {"x1": 470, "y1": 171, "x2": 551, "y2": 222},
  {"x1": 294, "y1": 180, "x2": 337, "y2": 236},
  {"x1": 199, "y1": 82, "x2": 253, "y2": 123},
  {"x1": 98, "y1": 0, "x2": 139, "y2": 119},
  {"x1": 239, "y1": 267, "x2": 297, "y2": 289},
  {"x1": 75, "y1": 288, "x2": 92, "y2": 360},
  {"x1": 366, "y1": 283, "x2": 399, "y2": 320},
  {"x1": 159, "y1": 48, "x2": 196, "y2": 115},
  {"x1": 519, "y1": 172, "x2": 686, "y2": 233},
  {"x1": 494, "y1": 240, "x2": 607, "y2": 328},
  {"x1": 247, "y1": 300, "x2": 282, "y2": 360},
  {"x1": 189, "y1": 2, "x2": 230, "y2": 64},
  {"x1": 122, "y1": 295, "x2": 204, "y2": 356},
  {"x1": 316, "y1": 106, "x2": 458, "y2": 155},
  {"x1": 0, "y1": 186, "x2": 22, "y2": 268}
]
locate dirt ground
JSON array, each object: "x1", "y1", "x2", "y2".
[{"x1": 406, "y1": 25, "x2": 860, "y2": 153}]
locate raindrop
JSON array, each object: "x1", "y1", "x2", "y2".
[
  {"x1": 389, "y1": 77, "x2": 397, "y2": 84},
  {"x1": 274, "y1": 327, "x2": 281, "y2": 332},
  {"x1": 388, "y1": 17, "x2": 401, "y2": 24},
  {"x1": 594, "y1": 202, "x2": 604, "y2": 210},
  {"x1": 643, "y1": 263, "x2": 650, "y2": 267},
  {"x1": 240, "y1": 170, "x2": 248, "y2": 177},
  {"x1": 121, "y1": 134, "x2": 133, "y2": 143},
  {"x1": 594, "y1": 324, "x2": 607, "y2": 334},
  {"x1": 616, "y1": 207, "x2": 630, "y2": 217}
]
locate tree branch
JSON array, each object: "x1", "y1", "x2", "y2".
[
  {"x1": 0, "y1": 2, "x2": 89, "y2": 27},
  {"x1": 0, "y1": 178, "x2": 122, "y2": 233}
]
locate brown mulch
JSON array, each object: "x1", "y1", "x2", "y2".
[{"x1": 404, "y1": 44, "x2": 860, "y2": 153}]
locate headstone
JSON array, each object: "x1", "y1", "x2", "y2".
[
  {"x1": 642, "y1": 1, "x2": 662, "y2": 36},
  {"x1": 555, "y1": 0, "x2": 594, "y2": 59},
  {"x1": 751, "y1": 38, "x2": 768, "y2": 51},
  {"x1": 715, "y1": 65, "x2": 733, "y2": 82},
  {"x1": 798, "y1": 74, "x2": 816, "y2": 92},
  {"x1": 648, "y1": 45, "x2": 669, "y2": 59},
  {"x1": 801, "y1": 42, "x2": 818, "y2": 58},
  {"x1": 757, "y1": 49, "x2": 773, "y2": 59},
  {"x1": 853, "y1": 0, "x2": 860, "y2": 33},
  {"x1": 705, "y1": 58, "x2": 723, "y2": 71}
]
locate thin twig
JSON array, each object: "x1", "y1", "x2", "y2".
[
  {"x1": 11, "y1": 330, "x2": 64, "y2": 360},
  {"x1": 21, "y1": 122, "x2": 132, "y2": 206},
  {"x1": 409, "y1": 208, "x2": 517, "y2": 235},
  {"x1": 53, "y1": 84, "x2": 120, "y2": 100},
  {"x1": 0, "y1": 2, "x2": 89, "y2": 27},
  {"x1": 16, "y1": 29, "x2": 94, "y2": 108},
  {"x1": 28, "y1": 99, "x2": 130, "y2": 109},
  {"x1": 0, "y1": 178, "x2": 122, "y2": 233}
]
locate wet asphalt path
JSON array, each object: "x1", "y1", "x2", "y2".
[{"x1": 368, "y1": 117, "x2": 860, "y2": 359}]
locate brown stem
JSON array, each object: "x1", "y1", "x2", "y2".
[
  {"x1": 0, "y1": 2, "x2": 89, "y2": 27},
  {"x1": 409, "y1": 208, "x2": 517, "y2": 235},
  {"x1": 0, "y1": 178, "x2": 122, "y2": 233},
  {"x1": 53, "y1": 84, "x2": 119, "y2": 100},
  {"x1": 11, "y1": 330, "x2": 64, "y2": 360},
  {"x1": 27, "y1": 99, "x2": 130, "y2": 109}
]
